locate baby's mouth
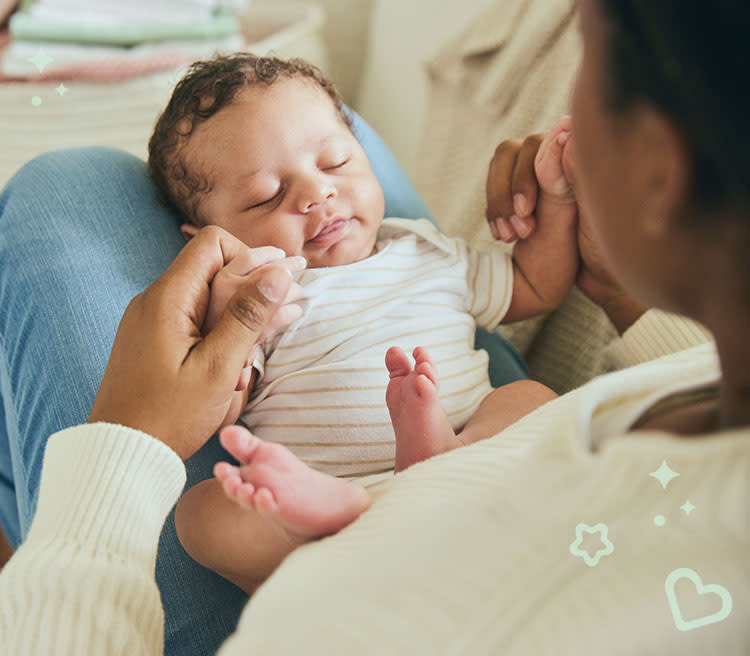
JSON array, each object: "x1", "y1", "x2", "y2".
[{"x1": 309, "y1": 218, "x2": 352, "y2": 244}]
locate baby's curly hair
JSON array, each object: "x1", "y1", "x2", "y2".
[{"x1": 148, "y1": 53, "x2": 351, "y2": 225}]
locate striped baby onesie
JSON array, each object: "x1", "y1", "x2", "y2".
[{"x1": 240, "y1": 218, "x2": 513, "y2": 478}]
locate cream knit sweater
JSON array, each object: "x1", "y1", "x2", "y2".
[{"x1": 1, "y1": 315, "x2": 745, "y2": 655}]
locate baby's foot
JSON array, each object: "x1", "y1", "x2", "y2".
[
  {"x1": 385, "y1": 346, "x2": 461, "y2": 472},
  {"x1": 215, "y1": 425, "x2": 371, "y2": 538}
]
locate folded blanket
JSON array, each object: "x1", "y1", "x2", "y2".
[
  {"x1": 0, "y1": 32, "x2": 244, "y2": 80},
  {"x1": 9, "y1": 5, "x2": 240, "y2": 46}
]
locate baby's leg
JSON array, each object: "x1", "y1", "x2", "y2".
[
  {"x1": 457, "y1": 379, "x2": 558, "y2": 446},
  {"x1": 386, "y1": 346, "x2": 557, "y2": 471},
  {"x1": 175, "y1": 426, "x2": 371, "y2": 594}
]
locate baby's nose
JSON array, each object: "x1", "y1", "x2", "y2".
[{"x1": 299, "y1": 179, "x2": 337, "y2": 214}]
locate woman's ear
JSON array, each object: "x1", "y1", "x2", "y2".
[{"x1": 180, "y1": 223, "x2": 200, "y2": 241}]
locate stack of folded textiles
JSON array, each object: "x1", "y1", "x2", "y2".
[{"x1": 0, "y1": 0, "x2": 249, "y2": 81}]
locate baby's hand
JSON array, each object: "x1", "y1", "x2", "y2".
[
  {"x1": 486, "y1": 116, "x2": 575, "y2": 244},
  {"x1": 205, "y1": 246, "x2": 306, "y2": 391},
  {"x1": 534, "y1": 116, "x2": 575, "y2": 203}
]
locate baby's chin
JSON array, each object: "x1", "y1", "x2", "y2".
[{"x1": 305, "y1": 241, "x2": 377, "y2": 269}]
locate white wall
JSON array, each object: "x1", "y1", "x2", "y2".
[
  {"x1": 354, "y1": 0, "x2": 495, "y2": 181},
  {"x1": 268, "y1": 0, "x2": 374, "y2": 106},
  {"x1": 269, "y1": 0, "x2": 496, "y2": 183}
]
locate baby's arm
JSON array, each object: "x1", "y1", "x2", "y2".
[{"x1": 501, "y1": 117, "x2": 579, "y2": 322}]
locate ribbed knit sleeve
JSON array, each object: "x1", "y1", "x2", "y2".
[
  {"x1": 0, "y1": 423, "x2": 186, "y2": 655},
  {"x1": 604, "y1": 309, "x2": 712, "y2": 370}
]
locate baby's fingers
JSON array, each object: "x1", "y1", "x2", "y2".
[
  {"x1": 235, "y1": 364, "x2": 253, "y2": 391},
  {"x1": 535, "y1": 116, "x2": 574, "y2": 199}
]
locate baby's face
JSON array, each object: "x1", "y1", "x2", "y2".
[{"x1": 182, "y1": 78, "x2": 385, "y2": 268}]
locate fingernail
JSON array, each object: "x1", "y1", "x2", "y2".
[
  {"x1": 510, "y1": 215, "x2": 529, "y2": 238},
  {"x1": 557, "y1": 131, "x2": 571, "y2": 146},
  {"x1": 496, "y1": 218, "x2": 513, "y2": 242},
  {"x1": 488, "y1": 219, "x2": 499, "y2": 240},
  {"x1": 257, "y1": 268, "x2": 290, "y2": 302},
  {"x1": 286, "y1": 256, "x2": 307, "y2": 272},
  {"x1": 513, "y1": 193, "x2": 528, "y2": 217}
]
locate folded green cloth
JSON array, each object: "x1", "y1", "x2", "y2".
[{"x1": 9, "y1": 11, "x2": 240, "y2": 46}]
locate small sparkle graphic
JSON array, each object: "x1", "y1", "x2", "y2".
[
  {"x1": 55, "y1": 83, "x2": 68, "y2": 96},
  {"x1": 680, "y1": 500, "x2": 695, "y2": 515},
  {"x1": 28, "y1": 49, "x2": 54, "y2": 73},
  {"x1": 650, "y1": 460, "x2": 680, "y2": 489},
  {"x1": 654, "y1": 515, "x2": 666, "y2": 527},
  {"x1": 31, "y1": 96, "x2": 42, "y2": 107}
]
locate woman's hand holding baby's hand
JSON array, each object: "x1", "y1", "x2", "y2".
[
  {"x1": 204, "y1": 245, "x2": 305, "y2": 391},
  {"x1": 486, "y1": 116, "x2": 575, "y2": 244},
  {"x1": 485, "y1": 117, "x2": 648, "y2": 333},
  {"x1": 89, "y1": 226, "x2": 305, "y2": 460}
]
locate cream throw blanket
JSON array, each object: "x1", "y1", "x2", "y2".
[{"x1": 416, "y1": 0, "x2": 623, "y2": 392}]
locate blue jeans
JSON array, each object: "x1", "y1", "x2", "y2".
[{"x1": 0, "y1": 113, "x2": 525, "y2": 655}]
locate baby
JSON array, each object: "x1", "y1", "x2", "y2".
[{"x1": 147, "y1": 53, "x2": 577, "y2": 593}]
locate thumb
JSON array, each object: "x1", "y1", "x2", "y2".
[{"x1": 191, "y1": 262, "x2": 292, "y2": 390}]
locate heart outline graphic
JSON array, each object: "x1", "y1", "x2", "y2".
[{"x1": 665, "y1": 567, "x2": 733, "y2": 631}]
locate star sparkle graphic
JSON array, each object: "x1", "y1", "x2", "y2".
[
  {"x1": 650, "y1": 460, "x2": 680, "y2": 489},
  {"x1": 680, "y1": 500, "x2": 695, "y2": 515},
  {"x1": 56, "y1": 83, "x2": 68, "y2": 96},
  {"x1": 28, "y1": 49, "x2": 54, "y2": 73}
]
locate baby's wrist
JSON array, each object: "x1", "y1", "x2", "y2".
[{"x1": 535, "y1": 190, "x2": 577, "y2": 212}]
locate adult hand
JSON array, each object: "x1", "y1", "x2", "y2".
[
  {"x1": 485, "y1": 122, "x2": 647, "y2": 333},
  {"x1": 88, "y1": 226, "x2": 305, "y2": 459}
]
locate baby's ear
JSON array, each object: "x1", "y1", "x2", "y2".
[{"x1": 180, "y1": 223, "x2": 200, "y2": 241}]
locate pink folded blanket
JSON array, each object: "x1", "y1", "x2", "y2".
[{"x1": 0, "y1": 29, "x2": 244, "y2": 82}]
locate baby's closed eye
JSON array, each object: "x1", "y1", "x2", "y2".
[{"x1": 244, "y1": 186, "x2": 285, "y2": 211}]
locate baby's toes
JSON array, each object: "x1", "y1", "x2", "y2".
[
  {"x1": 253, "y1": 487, "x2": 280, "y2": 516},
  {"x1": 385, "y1": 346, "x2": 412, "y2": 377},
  {"x1": 233, "y1": 483, "x2": 257, "y2": 510},
  {"x1": 414, "y1": 360, "x2": 439, "y2": 389}
]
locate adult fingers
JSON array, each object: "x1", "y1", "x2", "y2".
[
  {"x1": 510, "y1": 133, "x2": 544, "y2": 218},
  {"x1": 160, "y1": 226, "x2": 286, "y2": 318},
  {"x1": 486, "y1": 138, "x2": 522, "y2": 223},
  {"x1": 190, "y1": 261, "x2": 295, "y2": 393},
  {"x1": 486, "y1": 134, "x2": 543, "y2": 241}
]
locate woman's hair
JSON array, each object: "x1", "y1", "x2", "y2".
[
  {"x1": 148, "y1": 53, "x2": 351, "y2": 225},
  {"x1": 599, "y1": 1, "x2": 749, "y2": 219}
]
